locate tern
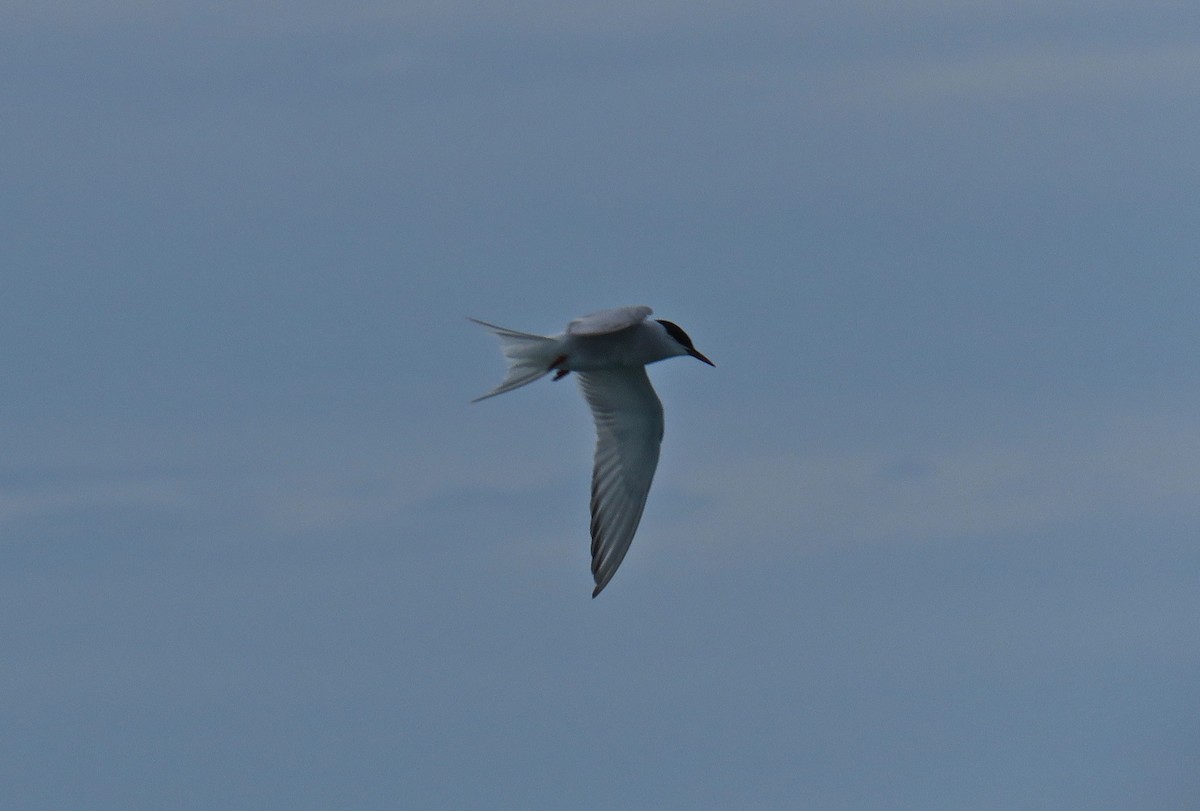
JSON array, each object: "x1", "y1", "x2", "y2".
[{"x1": 471, "y1": 305, "x2": 714, "y2": 597}]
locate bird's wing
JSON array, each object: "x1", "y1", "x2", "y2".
[
  {"x1": 577, "y1": 368, "x2": 664, "y2": 597},
  {"x1": 567, "y1": 306, "x2": 652, "y2": 336}
]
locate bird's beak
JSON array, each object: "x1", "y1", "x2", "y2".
[{"x1": 689, "y1": 348, "x2": 715, "y2": 366}]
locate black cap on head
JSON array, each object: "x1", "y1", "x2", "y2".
[
  {"x1": 656, "y1": 319, "x2": 714, "y2": 366},
  {"x1": 656, "y1": 320, "x2": 694, "y2": 350}
]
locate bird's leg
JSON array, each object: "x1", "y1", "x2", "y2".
[
  {"x1": 553, "y1": 369, "x2": 570, "y2": 381},
  {"x1": 549, "y1": 355, "x2": 570, "y2": 381}
]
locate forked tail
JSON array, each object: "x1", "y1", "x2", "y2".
[{"x1": 469, "y1": 317, "x2": 560, "y2": 401}]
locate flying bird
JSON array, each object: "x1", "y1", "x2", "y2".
[{"x1": 471, "y1": 306, "x2": 714, "y2": 597}]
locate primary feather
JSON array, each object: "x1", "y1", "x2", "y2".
[{"x1": 578, "y1": 368, "x2": 664, "y2": 597}]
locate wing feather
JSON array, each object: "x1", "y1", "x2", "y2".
[
  {"x1": 577, "y1": 368, "x2": 664, "y2": 597},
  {"x1": 567, "y1": 306, "x2": 652, "y2": 336}
]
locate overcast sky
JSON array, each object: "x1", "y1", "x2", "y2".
[{"x1": 3, "y1": 2, "x2": 1199, "y2": 809}]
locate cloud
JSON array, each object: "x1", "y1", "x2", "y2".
[
  {"x1": 680, "y1": 394, "x2": 1200, "y2": 550},
  {"x1": 842, "y1": 41, "x2": 1200, "y2": 104},
  {"x1": 0, "y1": 475, "x2": 188, "y2": 525}
]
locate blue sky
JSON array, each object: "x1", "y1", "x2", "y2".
[{"x1": 3, "y1": 2, "x2": 1199, "y2": 808}]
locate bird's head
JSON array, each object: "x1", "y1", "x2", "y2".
[{"x1": 656, "y1": 319, "x2": 715, "y2": 366}]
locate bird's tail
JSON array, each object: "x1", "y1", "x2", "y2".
[{"x1": 469, "y1": 317, "x2": 561, "y2": 401}]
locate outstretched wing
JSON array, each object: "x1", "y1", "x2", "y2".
[
  {"x1": 567, "y1": 306, "x2": 652, "y2": 337},
  {"x1": 577, "y1": 368, "x2": 664, "y2": 597}
]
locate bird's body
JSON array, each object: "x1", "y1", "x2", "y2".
[{"x1": 471, "y1": 306, "x2": 713, "y2": 597}]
